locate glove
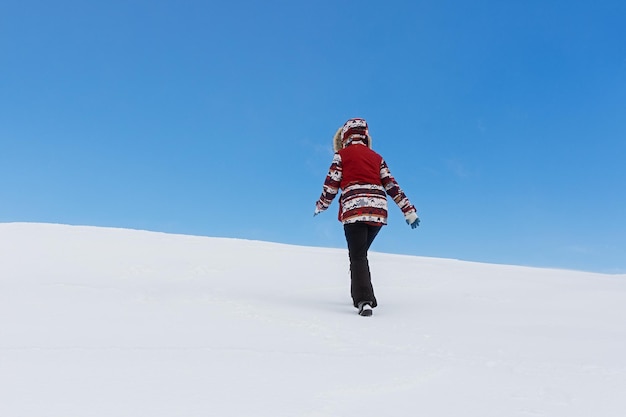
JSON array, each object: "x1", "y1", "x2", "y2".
[
  {"x1": 405, "y1": 211, "x2": 420, "y2": 229},
  {"x1": 313, "y1": 202, "x2": 324, "y2": 217}
]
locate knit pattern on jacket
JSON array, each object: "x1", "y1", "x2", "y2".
[{"x1": 316, "y1": 143, "x2": 416, "y2": 225}]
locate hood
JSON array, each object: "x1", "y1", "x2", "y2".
[{"x1": 333, "y1": 127, "x2": 373, "y2": 152}]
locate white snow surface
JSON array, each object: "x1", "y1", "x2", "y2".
[{"x1": 1, "y1": 223, "x2": 626, "y2": 417}]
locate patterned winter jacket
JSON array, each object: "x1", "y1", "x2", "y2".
[{"x1": 316, "y1": 141, "x2": 417, "y2": 225}]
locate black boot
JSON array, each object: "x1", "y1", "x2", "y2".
[{"x1": 357, "y1": 301, "x2": 373, "y2": 317}]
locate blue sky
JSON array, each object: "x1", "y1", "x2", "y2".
[{"x1": 1, "y1": 0, "x2": 625, "y2": 273}]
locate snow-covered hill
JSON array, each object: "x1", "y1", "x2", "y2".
[{"x1": 1, "y1": 223, "x2": 625, "y2": 417}]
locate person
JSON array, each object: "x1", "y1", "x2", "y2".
[{"x1": 314, "y1": 118, "x2": 420, "y2": 316}]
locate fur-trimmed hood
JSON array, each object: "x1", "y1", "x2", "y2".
[{"x1": 333, "y1": 127, "x2": 373, "y2": 152}]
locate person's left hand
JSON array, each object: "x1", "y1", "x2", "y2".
[{"x1": 405, "y1": 211, "x2": 420, "y2": 229}]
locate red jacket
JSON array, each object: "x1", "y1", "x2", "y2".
[{"x1": 316, "y1": 142, "x2": 416, "y2": 225}]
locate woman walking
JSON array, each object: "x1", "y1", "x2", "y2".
[{"x1": 314, "y1": 118, "x2": 420, "y2": 316}]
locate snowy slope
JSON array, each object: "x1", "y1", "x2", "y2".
[{"x1": 1, "y1": 223, "x2": 625, "y2": 417}]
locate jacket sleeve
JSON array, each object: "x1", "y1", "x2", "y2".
[
  {"x1": 315, "y1": 153, "x2": 343, "y2": 212},
  {"x1": 380, "y1": 159, "x2": 416, "y2": 215}
]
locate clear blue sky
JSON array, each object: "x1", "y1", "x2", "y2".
[{"x1": 1, "y1": 0, "x2": 625, "y2": 273}]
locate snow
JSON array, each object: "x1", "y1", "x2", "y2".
[{"x1": 1, "y1": 222, "x2": 625, "y2": 417}]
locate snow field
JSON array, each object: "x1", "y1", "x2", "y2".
[{"x1": 1, "y1": 223, "x2": 625, "y2": 416}]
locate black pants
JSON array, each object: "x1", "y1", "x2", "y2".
[{"x1": 343, "y1": 222, "x2": 382, "y2": 308}]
